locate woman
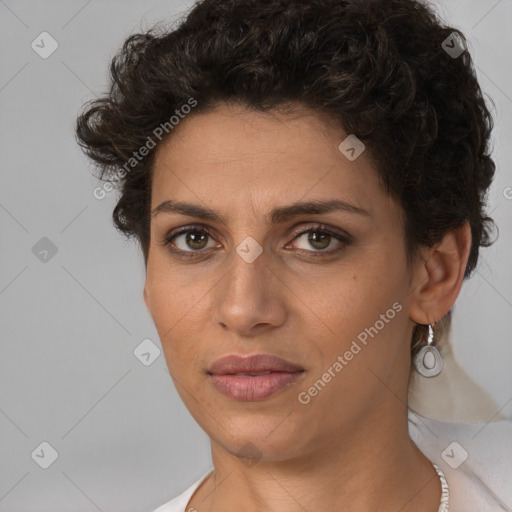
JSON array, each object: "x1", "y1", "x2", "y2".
[{"x1": 75, "y1": 0, "x2": 512, "y2": 510}]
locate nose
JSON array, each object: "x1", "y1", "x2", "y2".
[{"x1": 212, "y1": 246, "x2": 287, "y2": 336}]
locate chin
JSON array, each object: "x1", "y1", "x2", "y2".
[{"x1": 209, "y1": 414, "x2": 308, "y2": 462}]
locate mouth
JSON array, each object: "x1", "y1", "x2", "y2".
[
  {"x1": 207, "y1": 353, "x2": 304, "y2": 374},
  {"x1": 207, "y1": 354, "x2": 305, "y2": 401},
  {"x1": 208, "y1": 371, "x2": 305, "y2": 401}
]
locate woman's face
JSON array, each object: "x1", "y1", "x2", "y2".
[{"x1": 144, "y1": 103, "x2": 422, "y2": 461}]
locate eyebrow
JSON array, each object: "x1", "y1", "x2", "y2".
[{"x1": 151, "y1": 199, "x2": 370, "y2": 225}]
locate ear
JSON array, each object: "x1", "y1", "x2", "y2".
[{"x1": 409, "y1": 221, "x2": 472, "y2": 324}]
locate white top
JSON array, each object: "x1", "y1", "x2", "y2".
[{"x1": 152, "y1": 409, "x2": 512, "y2": 512}]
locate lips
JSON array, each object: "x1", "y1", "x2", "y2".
[
  {"x1": 207, "y1": 354, "x2": 304, "y2": 375},
  {"x1": 207, "y1": 354, "x2": 305, "y2": 401}
]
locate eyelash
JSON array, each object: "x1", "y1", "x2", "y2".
[{"x1": 160, "y1": 223, "x2": 351, "y2": 260}]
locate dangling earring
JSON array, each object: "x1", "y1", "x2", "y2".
[{"x1": 413, "y1": 323, "x2": 444, "y2": 377}]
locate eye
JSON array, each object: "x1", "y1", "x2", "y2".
[
  {"x1": 162, "y1": 225, "x2": 218, "y2": 257},
  {"x1": 160, "y1": 223, "x2": 350, "y2": 259},
  {"x1": 287, "y1": 224, "x2": 349, "y2": 256}
]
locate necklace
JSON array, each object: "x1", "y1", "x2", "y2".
[{"x1": 432, "y1": 463, "x2": 450, "y2": 511}]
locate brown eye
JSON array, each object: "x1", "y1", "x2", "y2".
[
  {"x1": 289, "y1": 225, "x2": 350, "y2": 256},
  {"x1": 305, "y1": 230, "x2": 332, "y2": 250},
  {"x1": 162, "y1": 223, "x2": 350, "y2": 260},
  {"x1": 163, "y1": 226, "x2": 217, "y2": 254}
]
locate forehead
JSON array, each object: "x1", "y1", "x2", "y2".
[{"x1": 150, "y1": 104, "x2": 389, "y2": 217}]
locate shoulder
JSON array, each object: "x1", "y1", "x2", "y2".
[
  {"x1": 151, "y1": 470, "x2": 213, "y2": 512},
  {"x1": 408, "y1": 409, "x2": 512, "y2": 510}
]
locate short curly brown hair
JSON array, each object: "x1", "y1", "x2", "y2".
[{"x1": 75, "y1": 0, "x2": 496, "y2": 353}]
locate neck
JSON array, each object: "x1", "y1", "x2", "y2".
[{"x1": 188, "y1": 405, "x2": 441, "y2": 512}]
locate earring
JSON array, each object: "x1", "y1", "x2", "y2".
[{"x1": 413, "y1": 323, "x2": 444, "y2": 377}]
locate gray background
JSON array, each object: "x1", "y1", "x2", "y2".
[{"x1": 0, "y1": 0, "x2": 511, "y2": 510}]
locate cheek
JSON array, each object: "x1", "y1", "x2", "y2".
[
  {"x1": 298, "y1": 271, "x2": 408, "y2": 415},
  {"x1": 146, "y1": 253, "x2": 206, "y2": 327},
  {"x1": 330, "y1": 251, "x2": 403, "y2": 310},
  {"x1": 317, "y1": 250, "x2": 408, "y2": 357},
  {"x1": 144, "y1": 271, "x2": 200, "y2": 366}
]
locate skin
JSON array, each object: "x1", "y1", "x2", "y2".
[{"x1": 143, "y1": 103, "x2": 471, "y2": 512}]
